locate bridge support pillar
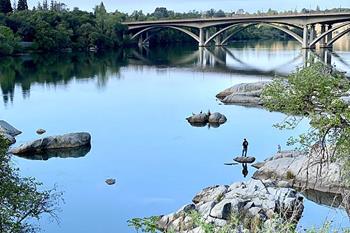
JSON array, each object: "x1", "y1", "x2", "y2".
[
  {"x1": 215, "y1": 34, "x2": 222, "y2": 46},
  {"x1": 199, "y1": 28, "x2": 205, "y2": 47},
  {"x1": 326, "y1": 24, "x2": 333, "y2": 49},
  {"x1": 302, "y1": 25, "x2": 310, "y2": 49},
  {"x1": 319, "y1": 24, "x2": 326, "y2": 47},
  {"x1": 309, "y1": 24, "x2": 316, "y2": 49},
  {"x1": 320, "y1": 24, "x2": 333, "y2": 49},
  {"x1": 138, "y1": 34, "x2": 144, "y2": 46},
  {"x1": 205, "y1": 30, "x2": 210, "y2": 42}
]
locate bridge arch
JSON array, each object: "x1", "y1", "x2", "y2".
[
  {"x1": 130, "y1": 26, "x2": 200, "y2": 43},
  {"x1": 326, "y1": 27, "x2": 350, "y2": 46},
  {"x1": 309, "y1": 21, "x2": 350, "y2": 48},
  {"x1": 204, "y1": 22, "x2": 303, "y2": 46}
]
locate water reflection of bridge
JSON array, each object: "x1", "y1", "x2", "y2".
[{"x1": 130, "y1": 46, "x2": 350, "y2": 77}]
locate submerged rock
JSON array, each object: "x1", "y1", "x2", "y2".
[
  {"x1": 216, "y1": 82, "x2": 269, "y2": 107},
  {"x1": 0, "y1": 120, "x2": 22, "y2": 137},
  {"x1": 156, "y1": 179, "x2": 304, "y2": 232},
  {"x1": 36, "y1": 129, "x2": 46, "y2": 135},
  {"x1": 10, "y1": 132, "x2": 91, "y2": 155},
  {"x1": 234, "y1": 156, "x2": 256, "y2": 164},
  {"x1": 105, "y1": 179, "x2": 116, "y2": 185}
]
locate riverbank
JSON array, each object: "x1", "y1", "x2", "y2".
[
  {"x1": 4, "y1": 43, "x2": 350, "y2": 232},
  {"x1": 146, "y1": 148, "x2": 350, "y2": 232}
]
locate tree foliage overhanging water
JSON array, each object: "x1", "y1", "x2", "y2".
[
  {"x1": 0, "y1": 137, "x2": 62, "y2": 233},
  {"x1": 262, "y1": 62, "x2": 350, "y2": 183}
]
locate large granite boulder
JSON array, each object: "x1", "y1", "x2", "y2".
[
  {"x1": 0, "y1": 120, "x2": 22, "y2": 137},
  {"x1": 253, "y1": 150, "x2": 349, "y2": 195},
  {"x1": 156, "y1": 179, "x2": 304, "y2": 232},
  {"x1": 10, "y1": 132, "x2": 91, "y2": 155},
  {"x1": 216, "y1": 82, "x2": 270, "y2": 106},
  {"x1": 186, "y1": 113, "x2": 209, "y2": 124},
  {"x1": 208, "y1": 112, "x2": 227, "y2": 124},
  {"x1": 187, "y1": 112, "x2": 227, "y2": 127}
]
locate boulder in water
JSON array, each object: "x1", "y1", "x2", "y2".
[
  {"x1": 187, "y1": 112, "x2": 227, "y2": 127},
  {"x1": 233, "y1": 156, "x2": 256, "y2": 164},
  {"x1": 36, "y1": 129, "x2": 46, "y2": 135},
  {"x1": 0, "y1": 120, "x2": 22, "y2": 137},
  {"x1": 10, "y1": 132, "x2": 91, "y2": 155},
  {"x1": 105, "y1": 179, "x2": 116, "y2": 185},
  {"x1": 186, "y1": 113, "x2": 209, "y2": 124},
  {"x1": 216, "y1": 82, "x2": 269, "y2": 107},
  {"x1": 208, "y1": 112, "x2": 227, "y2": 124}
]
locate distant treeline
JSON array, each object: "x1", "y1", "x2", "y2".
[
  {"x1": 0, "y1": 0, "x2": 349, "y2": 55},
  {"x1": 0, "y1": 1, "x2": 128, "y2": 55}
]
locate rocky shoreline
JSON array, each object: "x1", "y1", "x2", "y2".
[
  {"x1": 157, "y1": 178, "x2": 304, "y2": 233},
  {"x1": 154, "y1": 149, "x2": 350, "y2": 232},
  {"x1": 253, "y1": 150, "x2": 349, "y2": 196},
  {"x1": 151, "y1": 80, "x2": 350, "y2": 232}
]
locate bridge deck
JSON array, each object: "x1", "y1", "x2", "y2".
[{"x1": 123, "y1": 12, "x2": 350, "y2": 26}]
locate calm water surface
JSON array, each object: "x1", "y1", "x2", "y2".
[{"x1": 1, "y1": 40, "x2": 350, "y2": 232}]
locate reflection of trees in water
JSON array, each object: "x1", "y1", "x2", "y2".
[{"x1": 0, "y1": 50, "x2": 128, "y2": 105}]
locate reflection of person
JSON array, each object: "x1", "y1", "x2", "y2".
[
  {"x1": 242, "y1": 139, "x2": 248, "y2": 157},
  {"x1": 277, "y1": 144, "x2": 281, "y2": 153},
  {"x1": 242, "y1": 163, "x2": 248, "y2": 178}
]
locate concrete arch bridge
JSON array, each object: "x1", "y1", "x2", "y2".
[{"x1": 123, "y1": 13, "x2": 350, "y2": 49}]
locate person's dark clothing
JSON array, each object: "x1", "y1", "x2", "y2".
[{"x1": 242, "y1": 140, "x2": 248, "y2": 157}]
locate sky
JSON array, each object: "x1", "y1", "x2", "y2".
[{"x1": 28, "y1": 0, "x2": 350, "y2": 13}]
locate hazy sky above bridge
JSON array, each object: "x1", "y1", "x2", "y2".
[{"x1": 29, "y1": 0, "x2": 349, "y2": 13}]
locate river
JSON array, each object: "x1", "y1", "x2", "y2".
[{"x1": 1, "y1": 39, "x2": 350, "y2": 232}]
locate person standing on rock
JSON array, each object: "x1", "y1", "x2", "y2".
[{"x1": 242, "y1": 139, "x2": 248, "y2": 157}]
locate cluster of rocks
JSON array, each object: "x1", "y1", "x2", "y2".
[
  {"x1": 186, "y1": 111, "x2": 227, "y2": 128},
  {"x1": 155, "y1": 149, "x2": 350, "y2": 232},
  {"x1": 157, "y1": 179, "x2": 304, "y2": 233},
  {"x1": 216, "y1": 81, "x2": 270, "y2": 107}
]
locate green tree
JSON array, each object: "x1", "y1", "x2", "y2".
[
  {"x1": 261, "y1": 63, "x2": 350, "y2": 181},
  {"x1": 153, "y1": 7, "x2": 169, "y2": 19},
  {"x1": 43, "y1": 0, "x2": 48, "y2": 10},
  {"x1": 0, "y1": 136, "x2": 62, "y2": 233},
  {"x1": 17, "y1": 0, "x2": 27, "y2": 11},
  {"x1": 0, "y1": 0, "x2": 13, "y2": 14}
]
